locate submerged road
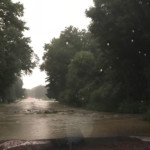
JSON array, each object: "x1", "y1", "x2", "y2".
[{"x1": 0, "y1": 98, "x2": 150, "y2": 140}]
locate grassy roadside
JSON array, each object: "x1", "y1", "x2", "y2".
[
  {"x1": 41, "y1": 98, "x2": 56, "y2": 101},
  {"x1": 0, "y1": 99, "x2": 22, "y2": 106}
]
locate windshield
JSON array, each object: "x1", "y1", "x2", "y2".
[{"x1": 0, "y1": 0, "x2": 150, "y2": 149}]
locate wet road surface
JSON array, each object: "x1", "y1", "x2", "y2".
[{"x1": 0, "y1": 98, "x2": 150, "y2": 140}]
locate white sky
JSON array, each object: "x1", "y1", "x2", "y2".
[{"x1": 12, "y1": 0, "x2": 94, "y2": 89}]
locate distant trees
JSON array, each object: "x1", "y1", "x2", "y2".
[
  {"x1": 42, "y1": 0, "x2": 150, "y2": 113},
  {"x1": 25, "y1": 85, "x2": 48, "y2": 99},
  {"x1": 0, "y1": 0, "x2": 37, "y2": 102}
]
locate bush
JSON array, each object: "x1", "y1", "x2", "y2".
[
  {"x1": 119, "y1": 100, "x2": 148, "y2": 114},
  {"x1": 60, "y1": 90, "x2": 81, "y2": 107},
  {"x1": 86, "y1": 82, "x2": 122, "y2": 112},
  {"x1": 143, "y1": 108, "x2": 150, "y2": 121}
]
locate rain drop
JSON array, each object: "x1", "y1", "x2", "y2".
[
  {"x1": 107, "y1": 42, "x2": 110, "y2": 46},
  {"x1": 81, "y1": 97, "x2": 85, "y2": 101},
  {"x1": 100, "y1": 69, "x2": 103, "y2": 72},
  {"x1": 101, "y1": 4, "x2": 105, "y2": 7},
  {"x1": 144, "y1": 53, "x2": 147, "y2": 56}
]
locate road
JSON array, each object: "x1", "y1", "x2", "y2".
[{"x1": 0, "y1": 98, "x2": 150, "y2": 140}]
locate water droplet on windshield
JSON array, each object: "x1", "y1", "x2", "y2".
[
  {"x1": 107, "y1": 42, "x2": 110, "y2": 46},
  {"x1": 100, "y1": 69, "x2": 103, "y2": 72},
  {"x1": 81, "y1": 97, "x2": 85, "y2": 101},
  {"x1": 101, "y1": 4, "x2": 105, "y2": 7}
]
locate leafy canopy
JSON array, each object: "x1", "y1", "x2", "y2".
[{"x1": 0, "y1": 0, "x2": 37, "y2": 100}]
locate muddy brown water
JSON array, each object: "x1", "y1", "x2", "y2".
[{"x1": 0, "y1": 98, "x2": 150, "y2": 140}]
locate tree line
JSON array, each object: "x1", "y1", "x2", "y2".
[
  {"x1": 0, "y1": 0, "x2": 37, "y2": 102},
  {"x1": 41, "y1": 0, "x2": 150, "y2": 114},
  {"x1": 1, "y1": 0, "x2": 150, "y2": 115},
  {"x1": 25, "y1": 85, "x2": 48, "y2": 99}
]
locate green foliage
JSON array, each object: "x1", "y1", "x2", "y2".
[
  {"x1": 0, "y1": 0, "x2": 37, "y2": 101},
  {"x1": 143, "y1": 107, "x2": 150, "y2": 121},
  {"x1": 2, "y1": 77, "x2": 24, "y2": 103},
  {"x1": 63, "y1": 51, "x2": 95, "y2": 106},
  {"x1": 41, "y1": 26, "x2": 96, "y2": 100},
  {"x1": 42, "y1": 0, "x2": 150, "y2": 114},
  {"x1": 86, "y1": 0, "x2": 150, "y2": 112},
  {"x1": 118, "y1": 100, "x2": 146, "y2": 114}
]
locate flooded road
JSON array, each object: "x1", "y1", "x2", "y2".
[{"x1": 0, "y1": 98, "x2": 150, "y2": 140}]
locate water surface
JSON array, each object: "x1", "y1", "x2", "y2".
[{"x1": 0, "y1": 98, "x2": 150, "y2": 140}]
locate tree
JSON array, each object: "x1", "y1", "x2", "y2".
[
  {"x1": 5, "y1": 77, "x2": 24, "y2": 103},
  {"x1": 86, "y1": 0, "x2": 150, "y2": 112},
  {"x1": 62, "y1": 51, "x2": 95, "y2": 106},
  {"x1": 25, "y1": 85, "x2": 48, "y2": 99},
  {"x1": 41, "y1": 26, "x2": 96, "y2": 100},
  {"x1": 0, "y1": 0, "x2": 37, "y2": 101}
]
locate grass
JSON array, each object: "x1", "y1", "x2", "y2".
[
  {"x1": 143, "y1": 109, "x2": 150, "y2": 121},
  {"x1": 42, "y1": 98, "x2": 56, "y2": 101},
  {"x1": 0, "y1": 103, "x2": 6, "y2": 107}
]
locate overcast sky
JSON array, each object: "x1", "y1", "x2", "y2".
[{"x1": 12, "y1": 0, "x2": 94, "y2": 89}]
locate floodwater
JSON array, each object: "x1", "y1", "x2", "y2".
[{"x1": 0, "y1": 98, "x2": 150, "y2": 140}]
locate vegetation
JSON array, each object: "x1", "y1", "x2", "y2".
[
  {"x1": 25, "y1": 85, "x2": 48, "y2": 99},
  {"x1": 41, "y1": 0, "x2": 150, "y2": 115},
  {"x1": 0, "y1": 0, "x2": 37, "y2": 102},
  {"x1": 86, "y1": 0, "x2": 150, "y2": 113},
  {"x1": 3, "y1": 77, "x2": 24, "y2": 103},
  {"x1": 41, "y1": 26, "x2": 97, "y2": 101},
  {"x1": 41, "y1": 26, "x2": 97, "y2": 106},
  {"x1": 1, "y1": 0, "x2": 150, "y2": 117}
]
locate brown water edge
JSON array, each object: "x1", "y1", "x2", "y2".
[{"x1": 0, "y1": 98, "x2": 150, "y2": 140}]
